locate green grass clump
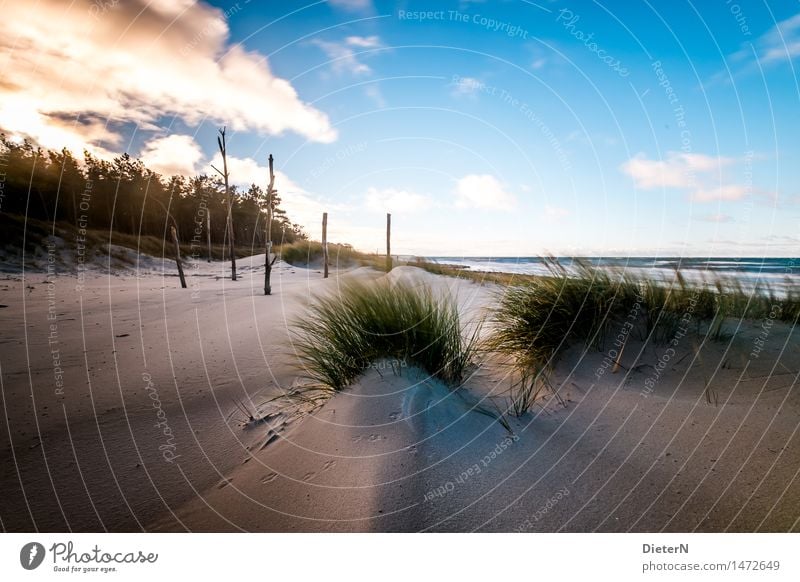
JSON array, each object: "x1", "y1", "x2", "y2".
[
  {"x1": 277, "y1": 240, "x2": 384, "y2": 269},
  {"x1": 485, "y1": 260, "x2": 800, "y2": 415},
  {"x1": 485, "y1": 262, "x2": 638, "y2": 414},
  {"x1": 409, "y1": 257, "x2": 539, "y2": 286},
  {"x1": 486, "y1": 261, "x2": 637, "y2": 363},
  {"x1": 292, "y1": 279, "x2": 479, "y2": 390},
  {"x1": 778, "y1": 288, "x2": 800, "y2": 322}
]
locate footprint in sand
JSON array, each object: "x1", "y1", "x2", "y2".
[
  {"x1": 322, "y1": 460, "x2": 336, "y2": 471},
  {"x1": 388, "y1": 411, "x2": 400, "y2": 420},
  {"x1": 302, "y1": 472, "x2": 316, "y2": 482},
  {"x1": 261, "y1": 472, "x2": 278, "y2": 484},
  {"x1": 368, "y1": 434, "x2": 383, "y2": 442},
  {"x1": 217, "y1": 478, "x2": 232, "y2": 489},
  {"x1": 260, "y1": 432, "x2": 280, "y2": 450},
  {"x1": 351, "y1": 435, "x2": 362, "y2": 443}
]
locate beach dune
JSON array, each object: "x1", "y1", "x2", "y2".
[{"x1": 1, "y1": 258, "x2": 799, "y2": 532}]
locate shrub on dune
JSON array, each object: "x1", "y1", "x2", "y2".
[
  {"x1": 485, "y1": 260, "x2": 800, "y2": 415},
  {"x1": 485, "y1": 262, "x2": 639, "y2": 414},
  {"x1": 291, "y1": 279, "x2": 479, "y2": 390},
  {"x1": 277, "y1": 240, "x2": 384, "y2": 269}
]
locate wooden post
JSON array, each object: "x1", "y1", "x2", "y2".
[
  {"x1": 170, "y1": 225, "x2": 187, "y2": 289},
  {"x1": 206, "y1": 209, "x2": 211, "y2": 262},
  {"x1": 386, "y1": 212, "x2": 392, "y2": 272},
  {"x1": 264, "y1": 154, "x2": 276, "y2": 295},
  {"x1": 211, "y1": 127, "x2": 236, "y2": 281},
  {"x1": 322, "y1": 212, "x2": 329, "y2": 279}
]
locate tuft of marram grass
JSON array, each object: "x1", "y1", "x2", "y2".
[
  {"x1": 486, "y1": 260, "x2": 800, "y2": 415},
  {"x1": 485, "y1": 261, "x2": 636, "y2": 414},
  {"x1": 291, "y1": 279, "x2": 480, "y2": 390}
]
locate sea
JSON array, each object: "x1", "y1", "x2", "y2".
[{"x1": 425, "y1": 256, "x2": 800, "y2": 295}]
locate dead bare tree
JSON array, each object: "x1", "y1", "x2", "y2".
[
  {"x1": 170, "y1": 224, "x2": 187, "y2": 289},
  {"x1": 210, "y1": 127, "x2": 237, "y2": 281},
  {"x1": 264, "y1": 154, "x2": 278, "y2": 295},
  {"x1": 206, "y1": 209, "x2": 211, "y2": 263}
]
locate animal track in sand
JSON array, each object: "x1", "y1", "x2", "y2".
[
  {"x1": 352, "y1": 434, "x2": 386, "y2": 443},
  {"x1": 261, "y1": 472, "x2": 278, "y2": 484},
  {"x1": 302, "y1": 472, "x2": 316, "y2": 482},
  {"x1": 322, "y1": 460, "x2": 336, "y2": 471},
  {"x1": 217, "y1": 479, "x2": 232, "y2": 489}
]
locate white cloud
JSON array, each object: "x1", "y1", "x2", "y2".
[
  {"x1": 681, "y1": 152, "x2": 733, "y2": 172},
  {"x1": 451, "y1": 76, "x2": 486, "y2": 97},
  {"x1": 139, "y1": 134, "x2": 204, "y2": 177},
  {"x1": 346, "y1": 35, "x2": 381, "y2": 48},
  {"x1": 205, "y1": 153, "x2": 340, "y2": 232},
  {"x1": 691, "y1": 185, "x2": 749, "y2": 202},
  {"x1": 454, "y1": 174, "x2": 516, "y2": 211},
  {"x1": 365, "y1": 187, "x2": 432, "y2": 214},
  {"x1": 621, "y1": 155, "x2": 688, "y2": 189},
  {"x1": 620, "y1": 151, "x2": 734, "y2": 190},
  {"x1": 757, "y1": 13, "x2": 800, "y2": 63},
  {"x1": 327, "y1": 0, "x2": 372, "y2": 11},
  {"x1": 0, "y1": 0, "x2": 336, "y2": 155},
  {"x1": 364, "y1": 84, "x2": 387, "y2": 108},
  {"x1": 207, "y1": 153, "x2": 270, "y2": 187},
  {"x1": 274, "y1": 173, "x2": 339, "y2": 232},
  {"x1": 620, "y1": 151, "x2": 752, "y2": 203},
  {"x1": 312, "y1": 36, "x2": 381, "y2": 76},
  {"x1": 697, "y1": 213, "x2": 735, "y2": 223},
  {"x1": 709, "y1": 12, "x2": 800, "y2": 86}
]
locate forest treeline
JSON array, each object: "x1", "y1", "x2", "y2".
[{"x1": 0, "y1": 134, "x2": 306, "y2": 251}]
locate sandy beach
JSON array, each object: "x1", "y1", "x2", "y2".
[
  {"x1": 6, "y1": 6, "x2": 800, "y2": 581},
  {"x1": 2, "y1": 255, "x2": 798, "y2": 533}
]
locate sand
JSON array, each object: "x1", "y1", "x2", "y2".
[{"x1": 1, "y1": 255, "x2": 799, "y2": 532}]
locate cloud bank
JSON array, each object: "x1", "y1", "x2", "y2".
[
  {"x1": 0, "y1": 0, "x2": 336, "y2": 155},
  {"x1": 620, "y1": 151, "x2": 756, "y2": 202},
  {"x1": 454, "y1": 174, "x2": 516, "y2": 210}
]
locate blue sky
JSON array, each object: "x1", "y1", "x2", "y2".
[{"x1": 3, "y1": 0, "x2": 800, "y2": 256}]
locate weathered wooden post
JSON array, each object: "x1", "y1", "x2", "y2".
[
  {"x1": 170, "y1": 225, "x2": 187, "y2": 289},
  {"x1": 386, "y1": 212, "x2": 392, "y2": 272},
  {"x1": 264, "y1": 154, "x2": 276, "y2": 295},
  {"x1": 206, "y1": 209, "x2": 211, "y2": 262},
  {"x1": 322, "y1": 212, "x2": 329, "y2": 278}
]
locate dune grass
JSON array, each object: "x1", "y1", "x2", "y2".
[
  {"x1": 486, "y1": 260, "x2": 800, "y2": 415},
  {"x1": 291, "y1": 257, "x2": 798, "y2": 412},
  {"x1": 292, "y1": 279, "x2": 479, "y2": 390},
  {"x1": 408, "y1": 257, "x2": 536, "y2": 286},
  {"x1": 277, "y1": 240, "x2": 385, "y2": 270}
]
